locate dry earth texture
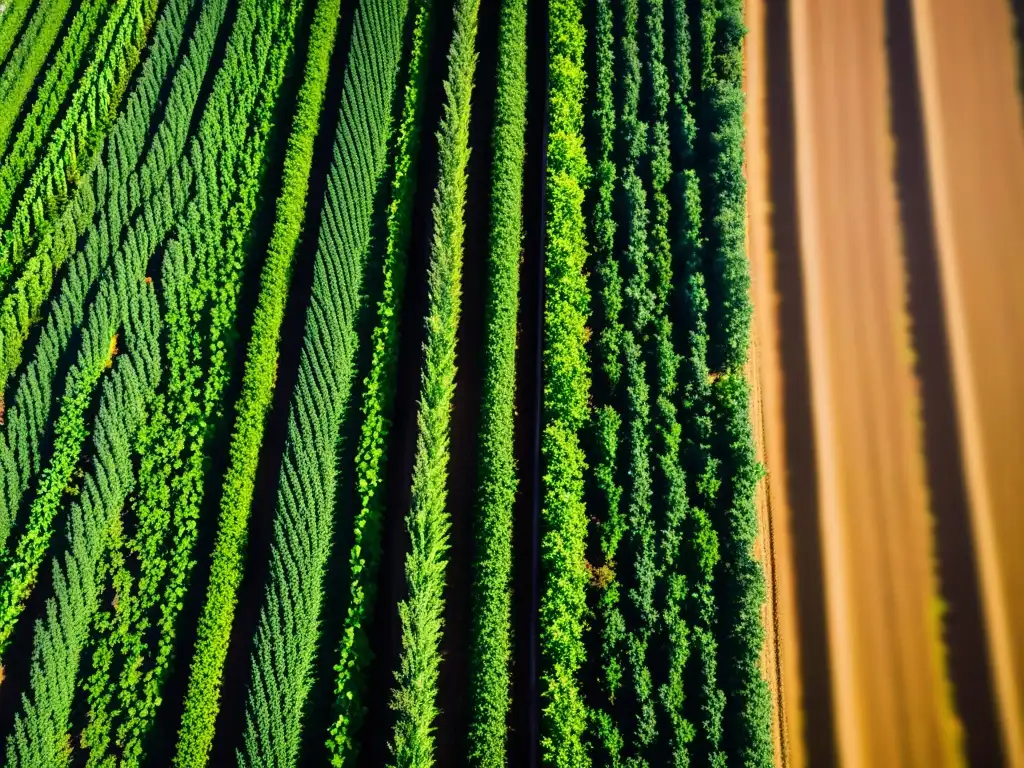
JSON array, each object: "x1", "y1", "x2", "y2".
[{"x1": 747, "y1": 0, "x2": 1024, "y2": 765}]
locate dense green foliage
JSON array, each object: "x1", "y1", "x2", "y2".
[
  {"x1": 712, "y1": 374, "x2": 773, "y2": 767},
  {"x1": 73, "y1": 0, "x2": 306, "y2": 763},
  {"x1": 0, "y1": 0, "x2": 111, "y2": 162},
  {"x1": 0, "y1": 0, "x2": 222, "y2": 643},
  {"x1": 0, "y1": 0, "x2": 36, "y2": 68},
  {"x1": 5, "y1": 282, "x2": 163, "y2": 768},
  {"x1": 0, "y1": 0, "x2": 160, "y2": 261},
  {"x1": 0, "y1": 0, "x2": 774, "y2": 763},
  {"x1": 467, "y1": 0, "x2": 527, "y2": 764},
  {"x1": 614, "y1": 1, "x2": 662, "y2": 760},
  {"x1": 541, "y1": 0, "x2": 593, "y2": 764},
  {"x1": 324, "y1": 1, "x2": 432, "y2": 762},
  {"x1": 0, "y1": 0, "x2": 160, "y2": 393},
  {"x1": 698, "y1": 0, "x2": 750, "y2": 373},
  {"x1": 641, "y1": 1, "x2": 696, "y2": 763},
  {"x1": 0, "y1": 0, "x2": 75, "y2": 154},
  {"x1": 389, "y1": 0, "x2": 480, "y2": 764},
  {"x1": 0, "y1": 3, "x2": 194, "y2": 412},
  {"x1": 586, "y1": 0, "x2": 626, "y2": 760},
  {"x1": 233, "y1": 2, "x2": 416, "y2": 766},
  {"x1": 173, "y1": 0, "x2": 341, "y2": 760},
  {"x1": 0, "y1": 317, "x2": 119, "y2": 658}
]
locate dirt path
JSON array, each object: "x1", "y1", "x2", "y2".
[
  {"x1": 781, "y1": 0, "x2": 964, "y2": 764},
  {"x1": 744, "y1": 0, "x2": 802, "y2": 764},
  {"x1": 909, "y1": 1, "x2": 1024, "y2": 763}
]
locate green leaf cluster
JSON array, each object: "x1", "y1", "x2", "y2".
[
  {"x1": 467, "y1": 0, "x2": 527, "y2": 764},
  {"x1": 389, "y1": 0, "x2": 480, "y2": 763},
  {"x1": 542, "y1": 0, "x2": 593, "y2": 764}
]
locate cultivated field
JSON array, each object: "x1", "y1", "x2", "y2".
[
  {"x1": 0, "y1": 0, "x2": 776, "y2": 766},
  {"x1": 747, "y1": 0, "x2": 1024, "y2": 765}
]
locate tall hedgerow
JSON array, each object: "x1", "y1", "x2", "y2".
[
  {"x1": 638, "y1": 0, "x2": 695, "y2": 763},
  {"x1": 612, "y1": 0, "x2": 664, "y2": 760},
  {"x1": 467, "y1": 0, "x2": 527, "y2": 763},
  {"x1": 665, "y1": 2, "x2": 727, "y2": 765},
  {"x1": 698, "y1": 0, "x2": 750, "y2": 374},
  {"x1": 696, "y1": 3, "x2": 773, "y2": 762},
  {"x1": 680, "y1": 2, "x2": 773, "y2": 765},
  {"x1": 389, "y1": 0, "x2": 480, "y2": 763},
  {"x1": 712, "y1": 373, "x2": 773, "y2": 767},
  {"x1": 541, "y1": 0, "x2": 592, "y2": 764}
]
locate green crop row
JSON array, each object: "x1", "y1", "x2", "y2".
[
  {"x1": 324, "y1": 1, "x2": 433, "y2": 762},
  {"x1": 64, "y1": 0, "x2": 305, "y2": 764},
  {"x1": 712, "y1": 374, "x2": 773, "y2": 767},
  {"x1": 541, "y1": 0, "x2": 593, "y2": 764},
  {"x1": 640, "y1": 0, "x2": 698, "y2": 762},
  {"x1": 231, "y1": 1, "x2": 416, "y2": 766},
  {"x1": 0, "y1": 309, "x2": 121, "y2": 659},
  {"x1": 0, "y1": 0, "x2": 36, "y2": 68},
  {"x1": 467, "y1": 0, "x2": 527, "y2": 764},
  {"x1": 390, "y1": 0, "x2": 480, "y2": 764},
  {"x1": 0, "y1": 0, "x2": 165, "y2": 396},
  {"x1": 586, "y1": 0, "x2": 625, "y2": 760},
  {"x1": 0, "y1": 0, "x2": 76, "y2": 154},
  {"x1": 0, "y1": 0, "x2": 227, "y2": 562},
  {"x1": 172, "y1": 0, "x2": 341, "y2": 760},
  {"x1": 0, "y1": 0, "x2": 159, "y2": 232},
  {"x1": 615, "y1": 1, "x2": 663, "y2": 760},
  {"x1": 700, "y1": 0, "x2": 749, "y2": 374},
  {"x1": 695, "y1": 4, "x2": 772, "y2": 763},
  {"x1": 0, "y1": 0, "x2": 111, "y2": 161},
  {"x1": 5, "y1": 281, "x2": 163, "y2": 768}
]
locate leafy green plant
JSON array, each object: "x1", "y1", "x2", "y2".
[
  {"x1": 467, "y1": 0, "x2": 527, "y2": 763},
  {"x1": 5, "y1": 282, "x2": 163, "y2": 768},
  {"x1": 541, "y1": 0, "x2": 593, "y2": 763},
  {"x1": 323, "y1": 2, "x2": 433, "y2": 762},
  {"x1": 172, "y1": 0, "x2": 342, "y2": 760},
  {"x1": 389, "y1": 0, "x2": 480, "y2": 764},
  {"x1": 225, "y1": 1, "x2": 417, "y2": 765}
]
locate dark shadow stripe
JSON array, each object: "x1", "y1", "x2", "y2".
[
  {"x1": 764, "y1": 0, "x2": 838, "y2": 763},
  {"x1": 884, "y1": 0, "x2": 1005, "y2": 762}
]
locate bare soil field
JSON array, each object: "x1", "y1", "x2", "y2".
[
  {"x1": 744, "y1": 0, "x2": 1024, "y2": 764},
  {"x1": 910, "y1": 0, "x2": 1024, "y2": 763}
]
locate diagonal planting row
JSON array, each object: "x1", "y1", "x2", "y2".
[
  {"x1": 233, "y1": 1, "x2": 421, "y2": 765},
  {"x1": 0, "y1": 0, "x2": 37, "y2": 70},
  {"x1": 0, "y1": 0, "x2": 305, "y2": 763},
  {"x1": 85, "y1": 0, "x2": 305, "y2": 763},
  {"x1": 0, "y1": 0, "x2": 77, "y2": 145},
  {"x1": 0, "y1": 0, "x2": 227, "y2": 662},
  {"x1": 0, "y1": 0, "x2": 163, "y2": 396},
  {"x1": 174, "y1": 0, "x2": 343, "y2": 761}
]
